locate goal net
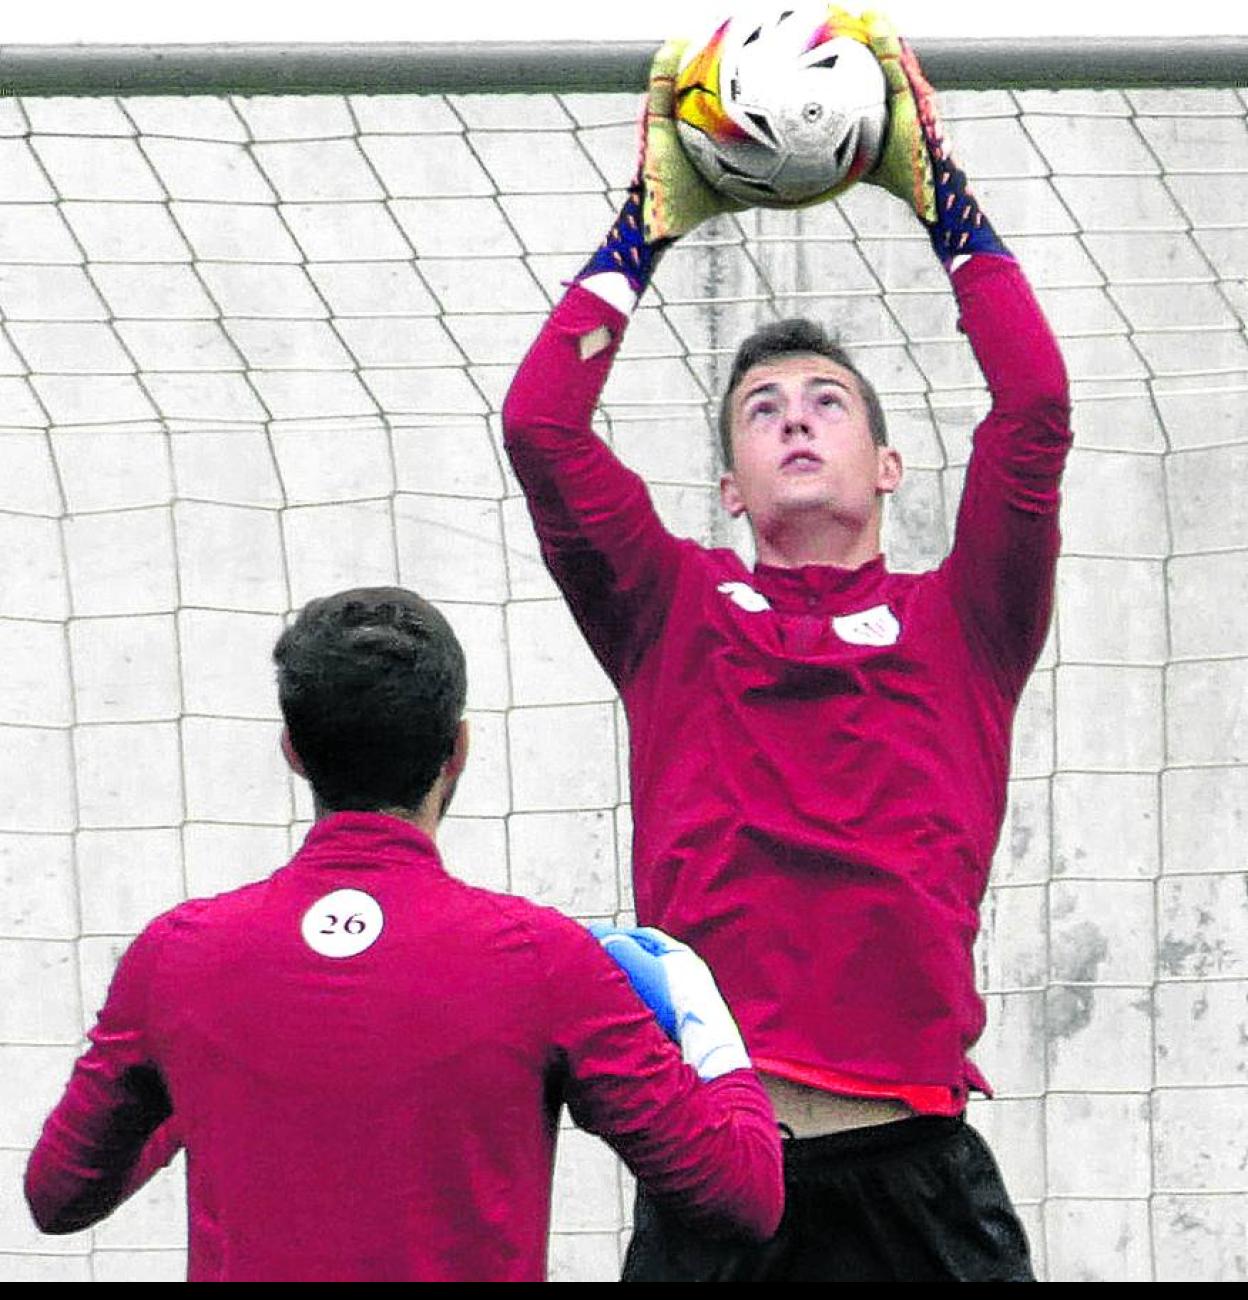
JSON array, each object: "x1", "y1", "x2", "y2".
[{"x1": 1, "y1": 51, "x2": 1245, "y2": 1283}]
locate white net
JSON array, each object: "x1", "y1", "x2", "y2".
[{"x1": 1, "y1": 83, "x2": 1246, "y2": 1282}]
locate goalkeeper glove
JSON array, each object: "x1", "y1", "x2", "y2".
[
  {"x1": 861, "y1": 10, "x2": 1011, "y2": 267},
  {"x1": 590, "y1": 923, "x2": 751, "y2": 1081},
  {"x1": 575, "y1": 39, "x2": 747, "y2": 303}
]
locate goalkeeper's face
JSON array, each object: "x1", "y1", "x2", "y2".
[{"x1": 720, "y1": 354, "x2": 902, "y2": 543}]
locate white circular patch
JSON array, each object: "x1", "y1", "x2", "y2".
[{"x1": 300, "y1": 888, "x2": 384, "y2": 959}]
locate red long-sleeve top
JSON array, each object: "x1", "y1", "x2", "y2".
[
  {"x1": 25, "y1": 813, "x2": 783, "y2": 1281},
  {"x1": 502, "y1": 255, "x2": 1072, "y2": 1109}
]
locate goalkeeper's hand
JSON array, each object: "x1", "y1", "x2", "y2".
[
  {"x1": 575, "y1": 40, "x2": 747, "y2": 304},
  {"x1": 590, "y1": 923, "x2": 751, "y2": 1081},
  {"x1": 860, "y1": 9, "x2": 1011, "y2": 267},
  {"x1": 640, "y1": 38, "x2": 749, "y2": 244}
]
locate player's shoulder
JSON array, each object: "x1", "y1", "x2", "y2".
[
  {"x1": 451, "y1": 876, "x2": 587, "y2": 942},
  {"x1": 701, "y1": 542, "x2": 750, "y2": 576},
  {"x1": 138, "y1": 874, "x2": 276, "y2": 947},
  {"x1": 885, "y1": 560, "x2": 970, "y2": 628},
  {"x1": 882, "y1": 565, "x2": 938, "y2": 596},
  {"x1": 451, "y1": 879, "x2": 608, "y2": 971}
]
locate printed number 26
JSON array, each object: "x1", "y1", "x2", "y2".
[{"x1": 319, "y1": 913, "x2": 367, "y2": 936}]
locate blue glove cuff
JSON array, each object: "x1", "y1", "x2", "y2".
[
  {"x1": 575, "y1": 177, "x2": 671, "y2": 299},
  {"x1": 927, "y1": 149, "x2": 1011, "y2": 266}
]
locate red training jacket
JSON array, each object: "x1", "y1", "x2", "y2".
[
  {"x1": 25, "y1": 813, "x2": 783, "y2": 1281},
  {"x1": 502, "y1": 254, "x2": 1072, "y2": 1108}
]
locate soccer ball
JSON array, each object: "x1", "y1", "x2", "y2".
[{"x1": 673, "y1": 4, "x2": 889, "y2": 208}]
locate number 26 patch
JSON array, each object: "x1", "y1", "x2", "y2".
[{"x1": 301, "y1": 888, "x2": 384, "y2": 958}]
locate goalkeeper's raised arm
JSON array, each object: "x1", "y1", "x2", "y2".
[
  {"x1": 500, "y1": 39, "x2": 733, "y2": 686},
  {"x1": 861, "y1": 11, "x2": 1073, "y2": 685}
]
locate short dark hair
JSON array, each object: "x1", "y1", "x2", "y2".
[
  {"x1": 274, "y1": 587, "x2": 467, "y2": 814},
  {"x1": 717, "y1": 318, "x2": 888, "y2": 466}
]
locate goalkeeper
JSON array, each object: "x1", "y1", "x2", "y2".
[
  {"x1": 25, "y1": 587, "x2": 783, "y2": 1281},
  {"x1": 502, "y1": 9, "x2": 1071, "y2": 1282}
]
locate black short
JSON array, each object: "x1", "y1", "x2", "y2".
[{"x1": 622, "y1": 1115, "x2": 1034, "y2": 1282}]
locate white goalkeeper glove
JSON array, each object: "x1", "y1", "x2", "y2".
[{"x1": 590, "y1": 924, "x2": 751, "y2": 1081}]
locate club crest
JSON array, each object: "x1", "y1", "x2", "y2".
[{"x1": 831, "y1": 604, "x2": 900, "y2": 647}]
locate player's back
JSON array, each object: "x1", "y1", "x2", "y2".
[{"x1": 147, "y1": 812, "x2": 573, "y2": 1281}]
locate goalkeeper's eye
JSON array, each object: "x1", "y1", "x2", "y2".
[{"x1": 746, "y1": 398, "x2": 779, "y2": 423}]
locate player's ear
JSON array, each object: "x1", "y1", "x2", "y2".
[
  {"x1": 433, "y1": 720, "x2": 469, "y2": 825},
  {"x1": 720, "y1": 470, "x2": 748, "y2": 518},
  {"x1": 280, "y1": 726, "x2": 306, "y2": 778},
  {"x1": 446, "y1": 718, "x2": 469, "y2": 784},
  {"x1": 875, "y1": 446, "x2": 903, "y2": 496}
]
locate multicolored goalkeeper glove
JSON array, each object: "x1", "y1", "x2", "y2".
[
  {"x1": 576, "y1": 39, "x2": 747, "y2": 301},
  {"x1": 589, "y1": 923, "x2": 751, "y2": 1081},
  {"x1": 861, "y1": 10, "x2": 1011, "y2": 267}
]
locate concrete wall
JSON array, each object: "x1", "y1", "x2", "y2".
[{"x1": 1, "y1": 86, "x2": 1245, "y2": 1281}]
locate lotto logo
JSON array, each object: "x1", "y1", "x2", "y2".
[{"x1": 717, "y1": 581, "x2": 772, "y2": 613}]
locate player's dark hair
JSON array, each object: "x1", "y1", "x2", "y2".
[
  {"x1": 718, "y1": 318, "x2": 888, "y2": 466},
  {"x1": 273, "y1": 587, "x2": 467, "y2": 814}
]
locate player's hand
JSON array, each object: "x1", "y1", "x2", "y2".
[
  {"x1": 860, "y1": 10, "x2": 1010, "y2": 265},
  {"x1": 641, "y1": 38, "x2": 749, "y2": 244},
  {"x1": 858, "y1": 9, "x2": 938, "y2": 223},
  {"x1": 575, "y1": 39, "x2": 748, "y2": 302},
  {"x1": 590, "y1": 923, "x2": 751, "y2": 1081}
]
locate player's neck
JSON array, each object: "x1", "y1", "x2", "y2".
[
  {"x1": 312, "y1": 792, "x2": 445, "y2": 841},
  {"x1": 378, "y1": 805, "x2": 442, "y2": 839},
  {"x1": 752, "y1": 513, "x2": 882, "y2": 571}
]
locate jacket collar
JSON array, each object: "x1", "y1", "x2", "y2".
[
  {"x1": 752, "y1": 554, "x2": 889, "y2": 612},
  {"x1": 291, "y1": 810, "x2": 444, "y2": 874}
]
